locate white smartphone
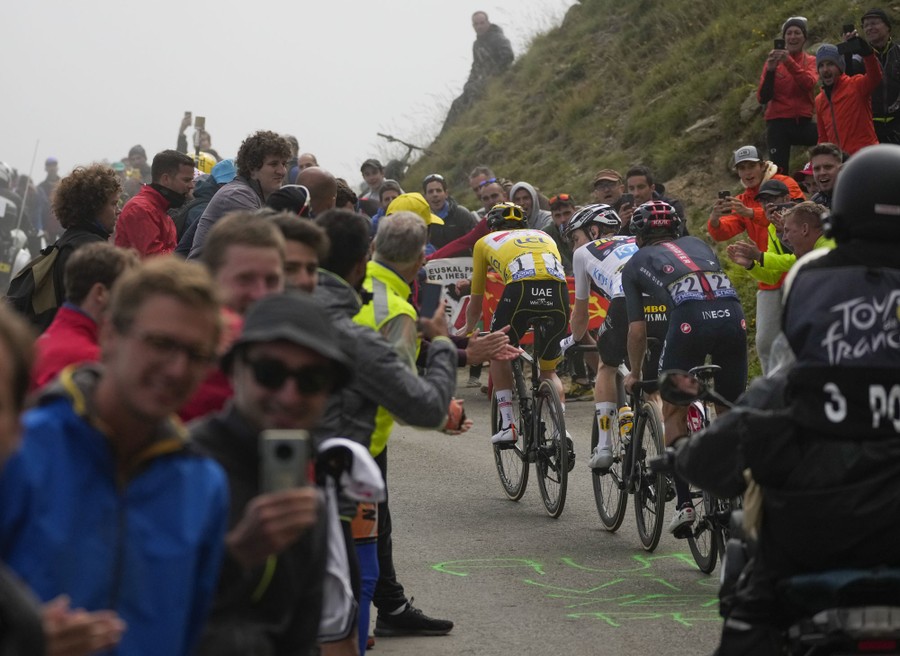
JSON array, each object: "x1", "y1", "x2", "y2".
[{"x1": 260, "y1": 430, "x2": 309, "y2": 492}]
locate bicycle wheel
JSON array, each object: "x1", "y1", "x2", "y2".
[
  {"x1": 633, "y1": 401, "x2": 666, "y2": 551},
  {"x1": 491, "y1": 370, "x2": 529, "y2": 501},
  {"x1": 687, "y1": 487, "x2": 719, "y2": 573},
  {"x1": 535, "y1": 379, "x2": 568, "y2": 518},
  {"x1": 591, "y1": 417, "x2": 627, "y2": 531}
]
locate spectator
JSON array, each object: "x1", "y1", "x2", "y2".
[
  {"x1": 510, "y1": 181, "x2": 552, "y2": 231},
  {"x1": 269, "y1": 212, "x2": 330, "y2": 293},
  {"x1": 620, "y1": 165, "x2": 687, "y2": 234},
  {"x1": 176, "y1": 115, "x2": 222, "y2": 161},
  {"x1": 708, "y1": 145, "x2": 804, "y2": 373},
  {"x1": 266, "y1": 184, "x2": 312, "y2": 218},
  {"x1": 33, "y1": 242, "x2": 139, "y2": 389},
  {"x1": 334, "y1": 178, "x2": 358, "y2": 211},
  {"x1": 14, "y1": 164, "x2": 122, "y2": 332},
  {"x1": 297, "y1": 167, "x2": 338, "y2": 217},
  {"x1": 757, "y1": 16, "x2": 819, "y2": 172},
  {"x1": 127, "y1": 145, "x2": 151, "y2": 183},
  {"x1": 179, "y1": 211, "x2": 286, "y2": 422},
  {"x1": 37, "y1": 157, "x2": 62, "y2": 241},
  {"x1": 174, "y1": 159, "x2": 238, "y2": 257},
  {"x1": 370, "y1": 179, "x2": 403, "y2": 231},
  {"x1": 191, "y1": 292, "x2": 354, "y2": 656},
  {"x1": 422, "y1": 173, "x2": 477, "y2": 250},
  {"x1": 546, "y1": 193, "x2": 576, "y2": 273},
  {"x1": 590, "y1": 168, "x2": 626, "y2": 209},
  {"x1": 358, "y1": 159, "x2": 385, "y2": 205},
  {"x1": 284, "y1": 134, "x2": 301, "y2": 183},
  {"x1": 467, "y1": 165, "x2": 496, "y2": 218},
  {"x1": 859, "y1": 8, "x2": 900, "y2": 144},
  {"x1": 443, "y1": 12, "x2": 514, "y2": 131},
  {"x1": 808, "y1": 142, "x2": 844, "y2": 208},
  {"x1": 115, "y1": 149, "x2": 195, "y2": 257},
  {"x1": 0, "y1": 257, "x2": 230, "y2": 656},
  {"x1": 298, "y1": 152, "x2": 319, "y2": 171},
  {"x1": 814, "y1": 41, "x2": 882, "y2": 154},
  {"x1": 188, "y1": 130, "x2": 291, "y2": 259}
]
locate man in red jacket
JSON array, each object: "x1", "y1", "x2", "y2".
[
  {"x1": 115, "y1": 150, "x2": 195, "y2": 257},
  {"x1": 814, "y1": 41, "x2": 882, "y2": 154},
  {"x1": 708, "y1": 145, "x2": 804, "y2": 373},
  {"x1": 32, "y1": 242, "x2": 138, "y2": 389}
]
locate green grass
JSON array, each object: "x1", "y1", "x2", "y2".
[{"x1": 403, "y1": 0, "x2": 861, "y2": 380}]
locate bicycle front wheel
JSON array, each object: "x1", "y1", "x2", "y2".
[
  {"x1": 687, "y1": 487, "x2": 719, "y2": 573},
  {"x1": 535, "y1": 379, "x2": 568, "y2": 518},
  {"x1": 591, "y1": 418, "x2": 627, "y2": 531},
  {"x1": 633, "y1": 401, "x2": 666, "y2": 551},
  {"x1": 491, "y1": 375, "x2": 528, "y2": 501}
]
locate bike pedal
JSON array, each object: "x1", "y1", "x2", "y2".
[{"x1": 673, "y1": 525, "x2": 694, "y2": 540}]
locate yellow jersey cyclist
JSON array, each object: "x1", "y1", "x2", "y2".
[
  {"x1": 559, "y1": 204, "x2": 669, "y2": 470},
  {"x1": 461, "y1": 202, "x2": 570, "y2": 445}
]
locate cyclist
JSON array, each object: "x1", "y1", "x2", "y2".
[
  {"x1": 460, "y1": 202, "x2": 570, "y2": 445},
  {"x1": 672, "y1": 144, "x2": 900, "y2": 654},
  {"x1": 560, "y1": 204, "x2": 668, "y2": 470},
  {"x1": 621, "y1": 200, "x2": 748, "y2": 535}
]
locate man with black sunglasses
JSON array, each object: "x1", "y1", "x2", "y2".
[{"x1": 191, "y1": 291, "x2": 355, "y2": 656}]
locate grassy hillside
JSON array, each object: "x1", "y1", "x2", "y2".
[{"x1": 402, "y1": 0, "x2": 877, "y2": 376}]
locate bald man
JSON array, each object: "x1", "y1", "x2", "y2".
[{"x1": 297, "y1": 167, "x2": 337, "y2": 217}]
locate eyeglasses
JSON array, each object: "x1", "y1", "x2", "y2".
[
  {"x1": 245, "y1": 357, "x2": 335, "y2": 394},
  {"x1": 134, "y1": 332, "x2": 216, "y2": 366},
  {"x1": 549, "y1": 193, "x2": 573, "y2": 205},
  {"x1": 477, "y1": 177, "x2": 498, "y2": 189}
]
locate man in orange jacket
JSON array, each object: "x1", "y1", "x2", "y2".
[
  {"x1": 707, "y1": 145, "x2": 804, "y2": 373},
  {"x1": 814, "y1": 41, "x2": 882, "y2": 154}
]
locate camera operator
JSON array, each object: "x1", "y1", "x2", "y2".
[{"x1": 673, "y1": 144, "x2": 900, "y2": 655}]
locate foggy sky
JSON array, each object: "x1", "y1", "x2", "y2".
[{"x1": 5, "y1": 0, "x2": 576, "y2": 189}]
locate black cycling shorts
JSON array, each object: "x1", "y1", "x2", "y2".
[
  {"x1": 490, "y1": 280, "x2": 570, "y2": 370},
  {"x1": 659, "y1": 299, "x2": 748, "y2": 403},
  {"x1": 597, "y1": 297, "x2": 668, "y2": 378}
]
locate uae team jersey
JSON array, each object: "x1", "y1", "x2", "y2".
[
  {"x1": 572, "y1": 236, "x2": 638, "y2": 301},
  {"x1": 471, "y1": 228, "x2": 566, "y2": 295},
  {"x1": 621, "y1": 236, "x2": 738, "y2": 322}
]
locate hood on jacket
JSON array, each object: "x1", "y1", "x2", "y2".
[
  {"x1": 192, "y1": 176, "x2": 222, "y2": 203},
  {"x1": 314, "y1": 270, "x2": 363, "y2": 318},
  {"x1": 509, "y1": 181, "x2": 552, "y2": 230},
  {"x1": 742, "y1": 161, "x2": 781, "y2": 191}
]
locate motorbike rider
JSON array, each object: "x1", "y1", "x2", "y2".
[{"x1": 672, "y1": 144, "x2": 900, "y2": 654}]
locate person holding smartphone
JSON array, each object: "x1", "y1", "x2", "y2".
[{"x1": 757, "y1": 16, "x2": 819, "y2": 173}]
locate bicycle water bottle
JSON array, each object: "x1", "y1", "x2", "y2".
[{"x1": 618, "y1": 406, "x2": 634, "y2": 446}]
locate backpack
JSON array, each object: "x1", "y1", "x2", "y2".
[
  {"x1": 169, "y1": 196, "x2": 207, "y2": 242},
  {"x1": 4, "y1": 230, "x2": 80, "y2": 332}
]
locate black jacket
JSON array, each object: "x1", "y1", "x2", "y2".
[{"x1": 191, "y1": 404, "x2": 326, "y2": 656}]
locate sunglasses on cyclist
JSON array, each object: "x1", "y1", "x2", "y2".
[{"x1": 245, "y1": 357, "x2": 336, "y2": 394}]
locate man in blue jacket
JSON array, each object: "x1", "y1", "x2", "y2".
[{"x1": 0, "y1": 257, "x2": 230, "y2": 656}]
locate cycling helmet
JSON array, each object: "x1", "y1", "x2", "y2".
[
  {"x1": 826, "y1": 143, "x2": 900, "y2": 243},
  {"x1": 562, "y1": 203, "x2": 621, "y2": 240},
  {"x1": 629, "y1": 200, "x2": 682, "y2": 237},
  {"x1": 486, "y1": 202, "x2": 527, "y2": 230}
]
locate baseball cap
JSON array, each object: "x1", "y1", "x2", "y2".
[
  {"x1": 360, "y1": 158, "x2": 383, "y2": 173},
  {"x1": 861, "y1": 8, "x2": 892, "y2": 28},
  {"x1": 386, "y1": 193, "x2": 444, "y2": 225},
  {"x1": 755, "y1": 179, "x2": 790, "y2": 200},
  {"x1": 224, "y1": 292, "x2": 353, "y2": 387},
  {"x1": 211, "y1": 158, "x2": 237, "y2": 184},
  {"x1": 592, "y1": 168, "x2": 622, "y2": 185},
  {"x1": 266, "y1": 184, "x2": 310, "y2": 216},
  {"x1": 733, "y1": 145, "x2": 761, "y2": 167}
]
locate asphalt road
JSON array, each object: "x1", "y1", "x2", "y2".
[{"x1": 367, "y1": 370, "x2": 722, "y2": 655}]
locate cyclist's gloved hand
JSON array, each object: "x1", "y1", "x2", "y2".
[{"x1": 559, "y1": 334, "x2": 576, "y2": 356}]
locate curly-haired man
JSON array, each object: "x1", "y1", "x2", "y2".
[{"x1": 188, "y1": 130, "x2": 290, "y2": 259}]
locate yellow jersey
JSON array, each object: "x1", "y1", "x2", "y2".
[{"x1": 471, "y1": 229, "x2": 566, "y2": 295}]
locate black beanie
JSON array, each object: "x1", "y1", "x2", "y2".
[{"x1": 782, "y1": 16, "x2": 809, "y2": 38}]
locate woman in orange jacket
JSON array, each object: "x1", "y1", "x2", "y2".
[{"x1": 757, "y1": 16, "x2": 819, "y2": 172}]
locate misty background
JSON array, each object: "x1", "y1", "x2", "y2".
[{"x1": 5, "y1": 0, "x2": 577, "y2": 188}]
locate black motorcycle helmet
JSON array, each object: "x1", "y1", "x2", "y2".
[{"x1": 825, "y1": 144, "x2": 900, "y2": 243}]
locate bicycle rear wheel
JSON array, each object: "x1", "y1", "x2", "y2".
[
  {"x1": 687, "y1": 487, "x2": 719, "y2": 573},
  {"x1": 491, "y1": 370, "x2": 529, "y2": 501},
  {"x1": 633, "y1": 401, "x2": 666, "y2": 551},
  {"x1": 535, "y1": 379, "x2": 568, "y2": 518},
  {"x1": 591, "y1": 418, "x2": 627, "y2": 531}
]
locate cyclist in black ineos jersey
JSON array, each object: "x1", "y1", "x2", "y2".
[{"x1": 621, "y1": 201, "x2": 748, "y2": 536}]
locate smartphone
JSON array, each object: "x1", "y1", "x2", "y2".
[
  {"x1": 194, "y1": 115, "x2": 206, "y2": 130},
  {"x1": 184, "y1": 110, "x2": 192, "y2": 120},
  {"x1": 620, "y1": 193, "x2": 634, "y2": 207},
  {"x1": 419, "y1": 282, "x2": 443, "y2": 317},
  {"x1": 773, "y1": 202, "x2": 795, "y2": 211},
  {"x1": 718, "y1": 190, "x2": 731, "y2": 200},
  {"x1": 843, "y1": 23, "x2": 855, "y2": 34},
  {"x1": 774, "y1": 38, "x2": 785, "y2": 50},
  {"x1": 260, "y1": 430, "x2": 309, "y2": 492}
]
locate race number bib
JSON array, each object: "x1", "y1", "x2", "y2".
[{"x1": 667, "y1": 271, "x2": 736, "y2": 305}]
